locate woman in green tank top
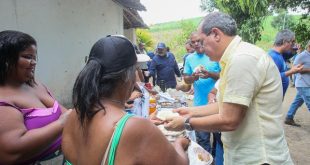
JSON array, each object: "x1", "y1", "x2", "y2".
[{"x1": 62, "y1": 35, "x2": 189, "y2": 165}]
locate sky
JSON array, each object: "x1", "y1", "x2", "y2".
[
  {"x1": 139, "y1": 0, "x2": 206, "y2": 25},
  {"x1": 138, "y1": 1, "x2": 307, "y2": 25}
]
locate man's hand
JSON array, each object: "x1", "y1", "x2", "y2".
[
  {"x1": 164, "y1": 116, "x2": 186, "y2": 131},
  {"x1": 292, "y1": 64, "x2": 304, "y2": 74},
  {"x1": 197, "y1": 68, "x2": 210, "y2": 79},
  {"x1": 173, "y1": 107, "x2": 192, "y2": 118},
  {"x1": 208, "y1": 92, "x2": 217, "y2": 104},
  {"x1": 149, "y1": 110, "x2": 164, "y2": 125},
  {"x1": 129, "y1": 91, "x2": 142, "y2": 100},
  {"x1": 286, "y1": 64, "x2": 304, "y2": 76}
]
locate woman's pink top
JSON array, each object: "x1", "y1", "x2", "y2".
[{"x1": 0, "y1": 100, "x2": 62, "y2": 163}]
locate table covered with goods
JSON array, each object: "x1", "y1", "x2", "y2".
[{"x1": 146, "y1": 84, "x2": 213, "y2": 165}]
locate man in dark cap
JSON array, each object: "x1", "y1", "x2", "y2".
[
  {"x1": 149, "y1": 42, "x2": 181, "y2": 89},
  {"x1": 138, "y1": 42, "x2": 147, "y2": 54}
]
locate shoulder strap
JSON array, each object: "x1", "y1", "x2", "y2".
[
  {"x1": 101, "y1": 114, "x2": 134, "y2": 165},
  {"x1": 42, "y1": 84, "x2": 55, "y2": 99},
  {"x1": 101, "y1": 128, "x2": 116, "y2": 165},
  {"x1": 0, "y1": 100, "x2": 20, "y2": 110}
]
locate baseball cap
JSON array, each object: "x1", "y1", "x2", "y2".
[
  {"x1": 157, "y1": 42, "x2": 166, "y2": 49},
  {"x1": 88, "y1": 35, "x2": 137, "y2": 74}
]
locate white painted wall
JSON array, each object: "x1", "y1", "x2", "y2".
[
  {"x1": 124, "y1": 28, "x2": 137, "y2": 45},
  {"x1": 0, "y1": 0, "x2": 124, "y2": 106}
]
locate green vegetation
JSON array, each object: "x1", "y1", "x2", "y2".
[
  {"x1": 149, "y1": 17, "x2": 202, "y2": 62},
  {"x1": 149, "y1": 17, "x2": 202, "y2": 33},
  {"x1": 201, "y1": 0, "x2": 270, "y2": 44},
  {"x1": 147, "y1": 15, "x2": 304, "y2": 63},
  {"x1": 135, "y1": 29, "x2": 155, "y2": 51}
]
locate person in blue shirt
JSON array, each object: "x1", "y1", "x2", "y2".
[
  {"x1": 285, "y1": 40, "x2": 310, "y2": 126},
  {"x1": 182, "y1": 40, "x2": 195, "y2": 70},
  {"x1": 146, "y1": 51, "x2": 156, "y2": 86},
  {"x1": 268, "y1": 29, "x2": 303, "y2": 97},
  {"x1": 183, "y1": 32, "x2": 220, "y2": 152},
  {"x1": 149, "y1": 43, "x2": 181, "y2": 89}
]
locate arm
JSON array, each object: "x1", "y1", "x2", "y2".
[
  {"x1": 285, "y1": 64, "x2": 303, "y2": 76},
  {"x1": 189, "y1": 103, "x2": 246, "y2": 132},
  {"x1": 269, "y1": 54, "x2": 299, "y2": 78},
  {"x1": 173, "y1": 103, "x2": 219, "y2": 118},
  {"x1": 207, "y1": 72, "x2": 219, "y2": 80},
  {"x1": 176, "y1": 83, "x2": 191, "y2": 92},
  {"x1": 299, "y1": 68, "x2": 310, "y2": 74},
  {"x1": 173, "y1": 59, "x2": 181, "y2": 77},
  {"x1": 149, "y1": 59, "x2": 157, "y2": 77},
  {"x1": 183, "y1": 74, "x2": 198, "y2": 84},
  {"x1": 198, "y1": 70, "x2": 219, "y2": 80},
  {"x1": 183, "y1": 57, "x2": 198, "y2": 84},
  {"x1": 0, "y1": 107, "x2": 70, "y2": 164},
  {"x1": 198, "y1": 62, "x2": 221, "y2": 80},
  {"x1": 166, "y1": 54, "x2": 257, "y2": 132},
  {"x1": 165, "y1": 102, "x2": 247, "y2": 132}
]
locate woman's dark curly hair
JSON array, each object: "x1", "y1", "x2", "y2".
[{"x1": 0, "y1": 30, "x2": 37, "y2": 86}]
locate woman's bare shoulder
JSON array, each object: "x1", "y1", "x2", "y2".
[
  {"x1": 121, "y1": 116, "x2": 170, "y2": 148},
  {"x1": 125, "y1": 117, "x2": 158, "y2": 133},
  {"x1": 33, "y1": 81, "x2": 48, "y2": 91},
  {"x1": 119, "y1": 116, "x2": 184, "y2": 165}
]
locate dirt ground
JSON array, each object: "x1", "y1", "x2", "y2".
[
  {"x1": 41, "y1": 86, "x2": 309, "y2": 165},
  {"x1": 282, "y1": 86, "x2": 310, "y2": 165}
]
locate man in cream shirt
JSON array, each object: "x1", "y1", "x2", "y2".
[{"x1": 165, "y1": 12, "x2": 292, "y2": 164}]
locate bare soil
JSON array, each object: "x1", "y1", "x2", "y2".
[{"x1": 282, "y1": 86, "x2": 310, "y2": 165}]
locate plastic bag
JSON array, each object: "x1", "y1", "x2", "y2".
[{"x1": 188, "y1": 140, "x2": 213, "y2": 165}]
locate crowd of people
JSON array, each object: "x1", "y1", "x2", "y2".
[{"x1": 0, "y1": 11, "x2": 309, "y2": 165}]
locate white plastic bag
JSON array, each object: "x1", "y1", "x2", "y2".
[
  {"x1": 188, "y1": 140, "x2": 213, "y2": 165},
  {"x1": 185, "y1": 130, "x2": 196, "y2": 142}
]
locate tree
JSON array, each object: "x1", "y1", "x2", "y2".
[
  {"x1": 271, "y1": 10, "x2": 295, "y2": 31},
  {"x1": 200, "y1": 0, "x2": 270, "y2": 44},
  {"x1": 271, "y1": 0, "x2": 310, "y2": 47},
  {"x1": 270, "y1": 0, "x2": 309, "y2": 13},
  {"x1": 167, "y1": 20, "x2": 197, "y2": 61},
  {"x1": 293, "y1": 17, "x2": 310, "y2": 48},
  {"x1": 201, "y1": 0, "x2": 310, "y2": 46},
  {"x1": 135, "y1": 29, "x2": 155, "y2": 51}
]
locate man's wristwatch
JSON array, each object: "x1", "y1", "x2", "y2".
[{"x1": 184, "y1": 117, "x2": 193, "y2": 131}]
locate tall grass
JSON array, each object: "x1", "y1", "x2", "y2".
[{"x1": 150, "y1": 17, "x2": 203, "y2": 32}]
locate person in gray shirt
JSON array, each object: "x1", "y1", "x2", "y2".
[{"x1": 285, "y1": 40, "x2": 310, "y2": 126}]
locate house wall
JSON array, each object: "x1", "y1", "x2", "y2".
[
  {"x1": 124, "y1": 28, "x2": 137, "y2": 45},
  {"x1": 0, "y1": 0, "x2": 124, "y2": 106}
]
